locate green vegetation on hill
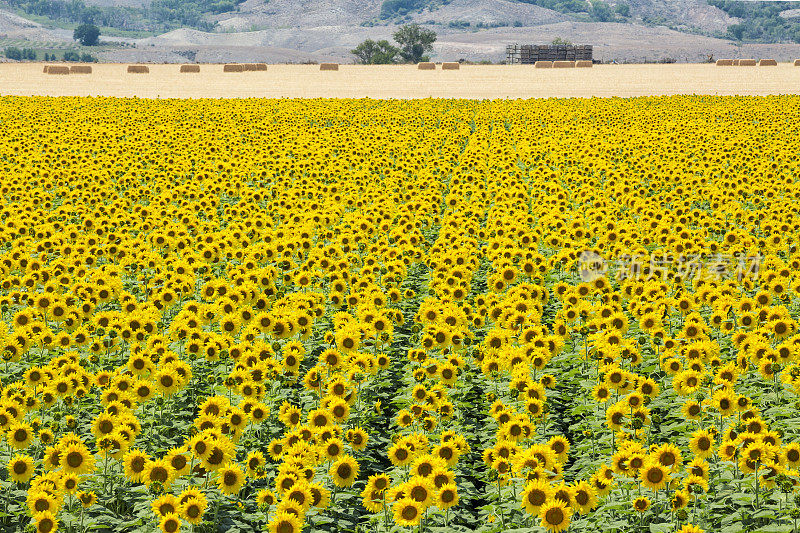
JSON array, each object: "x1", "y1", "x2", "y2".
[
  {"x1": 379, "y1": 0, "x2": 451, "y2": 19},
  {"x1": 379, "y1": 0, "x2": 628, "y2": 23},
  {"x1": 707, "y1": 0, "x2": 800, "y2": 43},
  {"x1": 2, "y1": 0, "x2": 246, "y2": 32}
]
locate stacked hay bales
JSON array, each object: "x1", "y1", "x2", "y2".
[
  {"x1": 46, "y1": 66, "x2": 70, "y2": 75},
  {"x1": 552, "y1": 60, "x2": 575, "y2": 68},
  {"x1": 127, "y1": 65, "x2": 149, "y2": 73},
  {"x1": 738, "y1": 59, "x2": 756, "y2": 66},
  {"x1": 716, "y1": 59, "x2": 733, "y2": 66},
  {"x1": 320, "y1": 63, "x2": 339, "y2": 71},
  {"x1": 535, "y1": 61, "x2": 553, "y2": 68},
  {"x1": 417, "y1": 62, "x2": 435, "y2": 70},
  {"x1": 180, "y1": 65, "x2": 200, "y2": 73},
  {"x1": 244, "y1": 63, "x2": 267, "y2": 72},
  {"x1": 795, "y1": 59, "x2": 800, "y2": 66},
  {"x1": 759, "y1": 59, "x2": 777, "y2": 66},
  {"x1": 441, "y1": 62, "x2": 460, "y2": 70},
  {"x1": 223, "y1": 64, "x2": 244, "y2": 72},
  {"x1": 70, "y1": 65, "x2": 92, "y2": 74},
  {"x1": 732, "y1": 59, "x2": 740, "y2": 66},
  {"x1": 575, "y1": 60, "x2": 592, "y2": 68},
  {"x1": 243, "y1": 63, "x2": 268, "y2": 71}
]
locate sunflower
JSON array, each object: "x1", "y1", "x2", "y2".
[
  {"x1": 144, "y1": 459, "x2": 175, "y2": 489},
  {"x1": 678, "y1": 525, "x2": 704, "y2": 533},
  {"x1": 7, "y1": 422, "x2": 34, "y2": 449},
  {"x1": 521, "y1": 479, "x2": 554, "y2": 515},
  {"x1": 256, "y1": 488, "x2": 276, "y2": 508},
  {"x1": 388, "y1": 444, "x2": 413, "y2": 467},
  {"x1": 346, "y1": 427, "x2": 369, "y2": 451},
  {"x1": 78, "y1": 491, "x2": 97, "y2": 508},
  {"x1": 571, "y1": 480, "x2": 597, "y2": 514},
  {"x1": 330, "y1": 455, "x2": 359, "y2": 487},
  {"x1": 689, "y1": 429, "x2": 715, "y2": 459},
  {"x1": 42, "y1": 446, "x2": 61, "y2": 470},
  {"x1": 783, "y1": 442, "x2": 800, "y2": 467},
  {"x1": 61, "y1": 443, "x2": 95, "y2": 475},
  {"x1": 267, "y1": 511, "x2": 301, "y2": 533},
  {"x1": 217, "y1": 463, "x2": 245, "y2": 495},
  {"x1": 393, "y1": 498, "x2": 422, "y2": 527},
  {"x1": 8, "y1": 453, "x2": 34, "y2": 483},
  {"x1": 309, "y1": 483, "x2": 331, "y2": 509},
  {"x1": 159, "y1": 513, "x2": 181, "y2": 533},
  {"x1": 640, "y1": 461, "x2": 669, "y2": 492},
  {"x1": 27, "y1": 490, "x2": 59, "y2": 515},
  {"x1": 61, "y1": 473, "x2": 79, "y2": 494},
  {"x1": 632, "y1": 496, "x2": 650, "y2": 512},
  {"x1": 539, "y1": 500, "x2": 571, "y2": 532},
  {"x1": 654, "y1": 443, "x2": 682, "y2": 470},
  {"x1": 152, "y1": 494, "x2": 179, "y2": 517},
  {"x1": 178, "y1": 493, "x2": 207, "y2": 526},
  {"x1": 285, "y1": 483, "x2": 313, "y2": 511},
  {"x1": 123, "y1": 449, "x2": 151, "y2": 483},
  {"x1": 405, "y1": 475, "x2": 434, "y2": 507},
  {"x1": 437, "y1": 483, "x2": 458, "y2": 509},
  {"x1": 35, "y1": 511, "x2": 58, "y2": 533},
  {"x1": 671, "y1": 489, "x2": 689, "y2": 510}
]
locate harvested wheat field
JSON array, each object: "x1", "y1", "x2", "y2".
[{"x1": 1, "y1": 62, "x2": 800, "y2": 98}]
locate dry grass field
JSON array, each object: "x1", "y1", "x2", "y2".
[{"x1": 2, "y1": 62, "x2": 800, "y2": 98}]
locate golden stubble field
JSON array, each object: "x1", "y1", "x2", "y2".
[{"x1": 1, "y1": 62, "x2": 800, "y2": 98}]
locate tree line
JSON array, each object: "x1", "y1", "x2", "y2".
[{"x1": 351, "y1": 24, "x2": 437, "y2": 64}]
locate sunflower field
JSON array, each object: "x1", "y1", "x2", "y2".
[{"x1": 1, "y1": 95, "x2": 800, "y2": 533}]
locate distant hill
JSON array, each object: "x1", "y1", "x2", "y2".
[{"x1": 2, "y1": 0, "x2": 800, "y2": 63}]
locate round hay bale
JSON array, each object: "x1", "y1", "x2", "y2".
[
  {"x1": 47, "y1": 66, "x2": 70, "y2": 75},
  {"x1": 223, "y1": 64, "x2": 244, "y2": 72},
  {"x1": 738, "y1": 59, "x2": 756, "y2": 66},
  {"x1": 441, "y1": 62, "x2": 460, "y2": 70},
  {"x1": 575, "y1": 60, "x2": 593, "y2": 68},
  {"x1": 534, "y1": 61, "x2": 553, "y2": 68},
  {"x1": 758, "y1": 59, "x2": 777, "y2": 66},
  {"x1": 127, "y1": 65, "x2": 149, "y2": 74},
  {"x1": 320, "y1": 63, "x2": 339, "y2": 71},
  {"x1": 180, "y1": 64, "x2": 200, "y2": 73},
  {"x1": 70, "y1": 65, "x2": 92, "y2": 74},
  {"x1": 417, "y1": 62, "x2": 435, "y2": 70},
  {"x1": 553, "y1": 60, "x2": 575, "y2": 68},
  {"x1": 715, "y1": 59, "x2": 733, "y2": 66},
  {"x1": 795, "y1": 59, "x2": 800, "y2": 66}
]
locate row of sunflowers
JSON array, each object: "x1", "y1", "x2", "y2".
[{"x1": 0, "y1": 95, "x2": 799, "y2": 532}]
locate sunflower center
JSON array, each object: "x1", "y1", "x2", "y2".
[
  {"x1": 545, "y1": 507, "x2": 565, "y2": 525},
  {"x1": 528, "y1": 490, "x2": 546, "y2": 506},
  {"x1": 66, "y1": 451, "x2": 83, "y2": 468},
  {"x1": 337, "y1": 464, "x2": 352, "y2": 479},
  {"x1": 401, "y1": 505, "x2": 418, "y2": 520}
]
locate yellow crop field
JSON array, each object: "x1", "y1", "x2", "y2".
[
  {"x1": 1, "y1": 94, "x2": 800, "y2": 533},
  {"x1": 3, "y1": 63, "x2": 800, "y2": 99}
]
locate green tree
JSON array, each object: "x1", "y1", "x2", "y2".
[
  {"x1": 73, "y1": 23, "x2": 100, "y2": 46},
  {"x1": 4, "y1": 47, "x2": 22, "y2": 60},
  {"x1": 615, "y1": 2, "x2": 630, "y2": 17},
  {"x1": 590, "y1": 0, "x2": 612, "y2": 21},
  {"x1": 351, "y1": 39, "x2": 401, "y2": 64},
  {"x1": 393, "y1": 23, "x2": 436, "y2": 63},
  {"x1": 63, "y1": 50, "x2": 81, "y2": 61},
  {"x1": 727, "y1": 23, "x2": 745, "y2": 41}
]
